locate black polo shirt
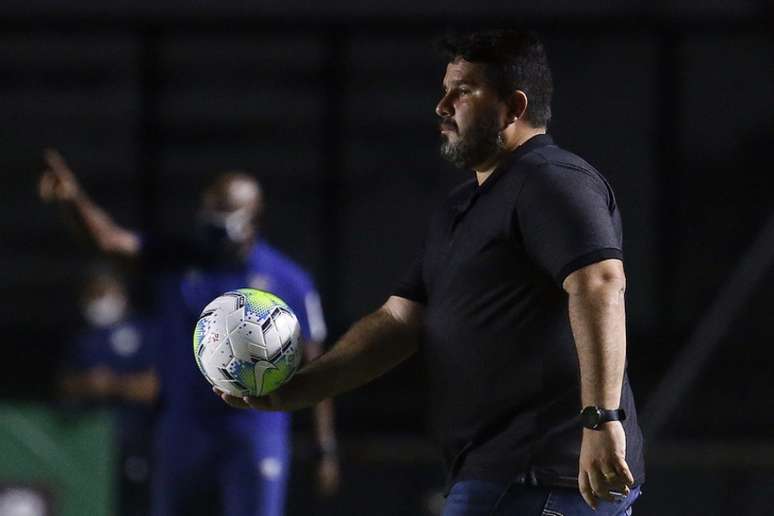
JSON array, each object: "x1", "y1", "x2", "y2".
[{"x1": 395, "y1": 134, "x2": 645, "y2": 490}]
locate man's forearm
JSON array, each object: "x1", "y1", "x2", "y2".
[
  {"x1": 64, "y1": 192, "x2": 140, "y2": 256},
  {"x1": 284, "y1": 307, "x2": 421, "y2": 409},
  {"x1": 567, "y1": 276, "x2": 627, "y2": 408},
  {"x1": 565, "y1": 263, "x2": 634, "y2": 506}
]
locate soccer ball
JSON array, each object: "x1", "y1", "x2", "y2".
[{"x1": 193, "y1": 288, "x2": 302, "y2": 397}]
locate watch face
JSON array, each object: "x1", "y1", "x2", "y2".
[{"x1": 581, "y1": 406, "x2": 603, "y2": 429}]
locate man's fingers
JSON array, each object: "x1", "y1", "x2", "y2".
[
  {"x1": 615, "y1": 458, "x2": 635, "y2": 487},
  {"x1": 601, "y1": 469, "x2": 630, "y2": 498},
  {"x1": 212, "y1": 386, "x2": 279, "y2": 411},
  {"x1": 41, "y1": 149, "x2": 80, "y2": 202},
  {"x1": 222, "y1": 393, "x2": 250, "y2": 409},
  {"x1": 578, "y1": 471, "x2": 597, "y2": 510},
  {"x1": 242, "y1": 395, "x2": 273, "y2": 410},
  {"x1": 39, "y1": 172, "x2": 55, "y2": 200},
  {"x1": 212, "y1": 386, "x2": 250, "y2": 409},
  {"x1": 43, "y1": 148, "x2": 70, "y2": 175},
  {"x1": 588, "y1": 468, "x2": 618, "y2": 502},
  {"x1": 43, "y1": 149, "x2": 79, "y2": 190}
]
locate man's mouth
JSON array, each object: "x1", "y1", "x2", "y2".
[{"x1": 440, "y1": 121, "x2": 457, "y2": 133}]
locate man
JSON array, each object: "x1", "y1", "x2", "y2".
[
  {"x1": 61, "y1": 270, "x2": 159, "y2": 516},
  {"x1": 217, "y1": 29, "x2": 645, "y2": 515},
  {"x1": 39, "y1": 153, "x2": 339, "y2": 516}
]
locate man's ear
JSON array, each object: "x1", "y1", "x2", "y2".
[{"x1": 507, "y1": 90, "x2": 529, "y2": 123}]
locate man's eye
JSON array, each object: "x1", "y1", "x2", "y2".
[{"x1": 459, "y1": 89, "x2": 470, "y2": 96}]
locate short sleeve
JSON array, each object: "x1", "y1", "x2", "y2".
[
  {"x1": 393, "y1": 246, "x2": 427, "y2": 304},
  {"x1": 286, "y1": 274, "x2": 327, "y2": 343},
  {"x1": 301, "y1": 289, "x2": 327, "y2": 343},
  {"x1": 516, "y1": 163, "x2": 623, "y2": 286}
]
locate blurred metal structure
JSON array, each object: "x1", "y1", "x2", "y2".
[{"x1": 643, "y1": 211, "x2": 774, "y2": 437}]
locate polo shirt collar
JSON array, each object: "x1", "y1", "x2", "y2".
[
  {"x1": 452, "y1": 133, "x2": 555, "y2": 215},
  {"x1": 476, "y1": 133, "x2": 554, "y2": 194}
]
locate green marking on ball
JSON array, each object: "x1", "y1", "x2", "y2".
[
  {"x1": 237, "y1": 288, "x2": 288, "y2": 317},
  {"x1": 265, "y1": 362, "x2": 291, "y2": 395},
  {"x1": 237, "y1": 361, "x2": 257, "y2": 394}
]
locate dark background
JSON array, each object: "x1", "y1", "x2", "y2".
[{"x1": 1, "y1": 1, "x2": 774, "y2": 514}]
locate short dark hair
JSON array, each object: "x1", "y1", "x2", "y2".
[{"x1": 438, "y1": 29, "x2": 554, "y2": 127}]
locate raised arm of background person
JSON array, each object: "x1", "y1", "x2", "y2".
[
  {"x1": 216, "y1": 295, "x2": 423, "y2": 412},
  {"x1": 563, "y1": 259, "x2": 634, "y2": 509},
  {"x1": 38, "y1": 149, "x2": 141, "y2": 257}
]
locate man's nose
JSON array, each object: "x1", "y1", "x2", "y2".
[{"x1": 435, "y1": 93, "x2": 453, "y2": 118}]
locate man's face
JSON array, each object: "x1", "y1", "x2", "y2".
[
  {"x1": 198, "y1": 175, "x2": 263, "y2": 259},
  {"x1": 81, "y1": 277, "x2": 128, "y2": 328},
  {"x1": 436, "y1": 59, "x2": 507, "y2": 170}
]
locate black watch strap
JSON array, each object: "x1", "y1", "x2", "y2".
[{"x1": 580, "y1": 406, "x2": 626, "y2": 430}]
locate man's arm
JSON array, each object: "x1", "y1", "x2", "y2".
[
  {"x1": 563, "y1": 258, "x2": 635, "y2": 509},
  {"x1": 60, "y1": 367, "x2": 159, "y2": 404},
  {"x1": 303, "y1": 341, "x2": 337, "y2": 453},
  {"x1": 60, "y1": 367, "x2": 117, "y2": 400},
  {"x1": 304, "y1": 341, "x2": 340, "y2": 496},
  {"x1": 216, "y1": 295, "x2": 424, "y2": 411},
  {"x1": 38, "y1": 149, "x2": 140, "y2": 257}
]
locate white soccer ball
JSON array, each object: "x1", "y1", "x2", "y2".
[{"x1": 193, "y1": 288, "x2": 302, "y2": 397}]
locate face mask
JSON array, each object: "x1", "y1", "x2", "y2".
[
  {"x1": 84, "y1": 294, "x2": 127, "y2": 328},
  {"x1": 198, "y1": 208, "x2": 254, "y2": 246}
]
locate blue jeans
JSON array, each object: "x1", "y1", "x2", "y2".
[{"x1": 443, "y1": 480, "x2": 642, "y2": 516}]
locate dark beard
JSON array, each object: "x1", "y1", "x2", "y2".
[{"x1": 439, "y1": 110, "x2": 502, "y2": 169}]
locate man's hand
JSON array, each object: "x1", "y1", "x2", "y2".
[
  {"x1": 578, "y1": 422, "x2": 634, "y2": 510},
  {"x1": 212, "y1": 385, "x2": 303, "y2": 412},
  {"x1": 39, "y1": 149, "x2": 81, "y2": 203},
  {"x1": 317, "y1": 455, "x2": 340, "y2": 497},
  {"x1": 84, "y1": 366, "x2": 118, "y2": 399},
  {"x1": 121, "y1": 370, "x2": 160, "y2": 404},
  {"x1": 38, "y1": 148, "x2": 142, "y2": 256}
]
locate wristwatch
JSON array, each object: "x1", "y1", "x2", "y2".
[{"x1": 580, "y1": 406, "x2": 626, "y2": 430}]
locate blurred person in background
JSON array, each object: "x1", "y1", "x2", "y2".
[
  {"x1": 40, "y1": 150, "x2": 339, "y2": 516},
  {"x1": 216, "y1": 29, "x2": 645, "y2": 516},
  {"x1": 60, "y1": 268, "x2": 159, "y2": 516}
]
